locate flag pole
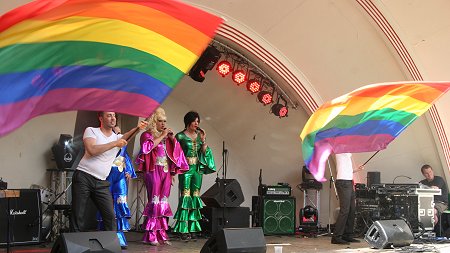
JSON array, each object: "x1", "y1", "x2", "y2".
[{"x1": 362, "y1": 150, "x2": 380, "y2": 166}]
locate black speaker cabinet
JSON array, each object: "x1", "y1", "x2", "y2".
[
  {"x1": 201, "y1": 179, "x2": 244, "y2": 208},
  {"x1": 0, "y1": 189, "x2": 41, "y2": 246},
  {"x1": 252, "y1": 196, "x2": 295, "y2": 235},
  {"x1": 365, "y1": 220, "x2": 413, "y2": 249},
  {"x1": 200, "y1": 227, "x2": 266, "y2": 253},
  {"x1": 367, "y1": 171, "x2": 381, "y2": 188},
  {"x1": 200, "y1": 207, "x2": 250, "y2": 234},
  {"x1": 51, "y1": 231, "x2": 121, "y2": 253}
]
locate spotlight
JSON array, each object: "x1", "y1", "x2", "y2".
[
  {"x1": 216, "y1": 60, "x2": 232, "y2": 77},
  {"x1": 189, "y1": 45, "x2": 221, "y2": 82},
  {"x1": 257, "y1": 91, "x2": 273, "y2": 105},
  {"x1": 299, "y1": 205, "x2": 318, "y2": 226},
  {"x1": 246, "y1": 79, "x2": 261, "y2": 94},
  {"x1": 232, "y1": 70, "x2": 247, "y2": 85},
  {"x1": 271, "y1": 103, "x2": 288, "y2": 117}
]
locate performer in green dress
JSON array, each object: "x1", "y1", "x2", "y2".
[{"x1": 173, "y1": 111, "x2": 216, "y2": 241}]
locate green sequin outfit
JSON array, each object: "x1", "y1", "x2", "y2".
[{"x1": 172, "y1": 132, "x2": 216, "y2": 234}]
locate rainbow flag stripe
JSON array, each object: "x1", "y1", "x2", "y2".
[
  {"x1": 0, "y1": 0, "x2": 223, "y2": 136},
  {"x1": 300, "y1": 81, "x2": 450, "y2": 182}
]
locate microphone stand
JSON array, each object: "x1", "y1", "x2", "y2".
[
  {"x1": 326, "y1": 159, "x2": 338, "y2": 236},
  {"x1": 221, "y1": 141, "x2": 228, "y2": 230}
]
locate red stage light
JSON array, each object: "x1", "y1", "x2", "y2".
[
  {"x1": 271, "y1": 103, "x2": 288, "y2": 117},
  {"x1": 257, "y1": 91, "x2": 273, "y2": 105},
  {"x1": 232, "y1": 70, "x2": 247, "y2": 85},
  {"x1": 216, "y1": 60, "x2": 232, "y2": 77},
  {"x1": 246, "y1": 79, "x2": 261, "y2": 94}
]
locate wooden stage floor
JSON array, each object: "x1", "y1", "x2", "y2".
[{"x1": 3, "y1": 231, "x2": 450, "y2": 253}]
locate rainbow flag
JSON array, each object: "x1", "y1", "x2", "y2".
[
  {"x1": 0, "y1": 0, "x2": 222, "y2": 137},
  {"x1": 300, "y1": 81, "x2": 450, "y2": 182}
]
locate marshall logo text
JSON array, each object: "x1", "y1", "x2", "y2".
[{"x1": 10, "y1": 209, "x2": 27, "y2": 215}]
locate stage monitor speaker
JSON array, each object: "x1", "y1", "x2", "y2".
[
  {"x1": 200, "y1": 207, "x2": 250, "y2": 234},
  {"x1": 51, "y1": 231, "x2": 121, "y2": 253},
  {"x1": 364, "y1": 219, "x2": 413, "y2": 249},
  {"x1": 0, "y1": 189, "x2": 41, "y2": 246},
  {"x1": 257, "y1": 197, "x2": 296, "y2": 235},
  {"x1": 367, "y1": 171, "x2": 381, "y2": 188},
  {"x1": 201, "y1": 179, "x2": 244, "y2": 208},
  {"x1": 200, "y1": 227, "x2": 266, "y2": 253}
]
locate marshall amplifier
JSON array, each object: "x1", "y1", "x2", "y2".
[{"x1": 0, "y1": 189, "x2": 41, "y2": 246}]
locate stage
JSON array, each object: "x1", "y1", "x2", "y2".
[{"x1": 4, "y1": 231, "x2": 450, "y2": 253}]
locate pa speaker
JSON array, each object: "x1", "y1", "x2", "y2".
[
  {"x1": 367, "y1": 171, "x2": 381, "y2": 188},
  {"x1": 201, "y1": 179, "x2": 244, "y2": 208},
  {"x1": 255, "y1": 196, "x2": 295, "y2": 235},
  {"x1": 51, "y1": 231, "x2": 121, "y2": 253},
  {"x1": 200, "y1": 228, "x2": 266, "y2": 253},
  {"x1": 200, "y1": 207, "x2": 250, "y2": 234},
  {"x1": 364, "y1": 220, "x2": 413, "y2": 249},
  {"x1": 0, "y1": 189, "x2": 41, "y2": 246}
]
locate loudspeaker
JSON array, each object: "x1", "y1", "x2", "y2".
[
  {"x1": 51, "y1": 231, "x2": 121, "y2": 253},
  {"x1": 253, "y1": 196, "x2": 295, "y2": 235},
  {"x1": 201, "y1": 179, "x2": 244, "y2": 208},
  {"x1": 0, "y1": 189, "x2": 41, "y2": 246},
  {"x1": 364, "y1": 220, "x2": 413, "y2": 249},
  {"x1": 200, "y1": 207, "x2": 250, "y2": 234},
  {"x1": 200, "y1": 228, "x2": 266, "y2": 253},
  {"x1": 367, "y1": 171, "x2": 381, "y2": 188}
]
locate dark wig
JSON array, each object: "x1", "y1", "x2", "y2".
[{"x1": 184, "y1": 111, "x2": 200, "y2": 129}]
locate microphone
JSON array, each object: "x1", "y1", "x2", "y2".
[
  {"x1": 197, "y1": 127, "x2": 204, "y2": 133},
  {"x1": 392, "y1": 175, "x2": 412, "y2": 184}
]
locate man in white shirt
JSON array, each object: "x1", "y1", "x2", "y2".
[
  {"x1": 331, "y1": 153, "x2": 363, "y2": 245},
  {"x1": 71, "y1": 111, "x2": 147, "y2": 232}
]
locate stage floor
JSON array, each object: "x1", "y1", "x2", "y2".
[{"x1": 4, "y1": 231, "x2": 450, "y2": 253}]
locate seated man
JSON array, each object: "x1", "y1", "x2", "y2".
[{"x1": 419, "y1": 164, "x2": 449, "y2": 227}]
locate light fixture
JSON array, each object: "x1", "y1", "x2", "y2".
[
  {"x1": 257, "y1": 91, "x2": 273, "y2": 105},
  {"x1": 189, "y1": 45, "x2": 221, "y2": 82},
  {"x1": 271, "y1": 96, "x2": 288, "y2": 117},
  {"x1": 232, "y1": 70, "x2": 247, "y2": 85},
  {"x1": 216, "y1": 60, "x2": 232, "y2": 77},
  {"x1": 246, "y1": 77, "x2": 262, "y2": 94}
]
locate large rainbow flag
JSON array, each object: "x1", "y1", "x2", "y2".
[
  {"x1": 0, "y1": 0, "x2": 223, "y2": 137},
  {"x1": 300, "y1": 81, "x2": 450, "y2": 182}
]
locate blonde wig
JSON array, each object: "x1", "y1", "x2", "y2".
[{"x1": 148, "y1": 107, "x2": 167, "y2": 137}]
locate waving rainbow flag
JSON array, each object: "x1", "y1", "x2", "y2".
[
  {"x1": 300, "y1": 81, "x2": 450, "y2": 182},
  {"x1": 0, "y1": 0, "x2": 222, "y2": 137}
]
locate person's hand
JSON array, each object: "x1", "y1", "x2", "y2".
[
  {"x1": 125, "y1": 172, "x2": 131, "y2": 180},
  {"x1": 115, "y1": 139, "x2": 127, "y2": 148},
  {"x1": 138, "y1": 120, "x2": 148, "y2": 130},
  {"x1": 198, "y1": 128, "x2": 206, "y2": 142},
  {"x1": 431, "y1": 186, "x2": 439, "y2": 189},
  {"x1": 353, "y1": 165, "x2": 364, "y2": 173}
]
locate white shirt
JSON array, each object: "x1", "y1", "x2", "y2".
[
  {"x1": 76, "y1": 127, "x2": 122, "y2": 180},
  {"x1": 335, "y1": 153, "x2": 353, "y2": 180}
]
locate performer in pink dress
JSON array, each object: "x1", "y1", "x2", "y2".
[{"x1": 135, "y1": 108, "x2": 189, "y2": 246}]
